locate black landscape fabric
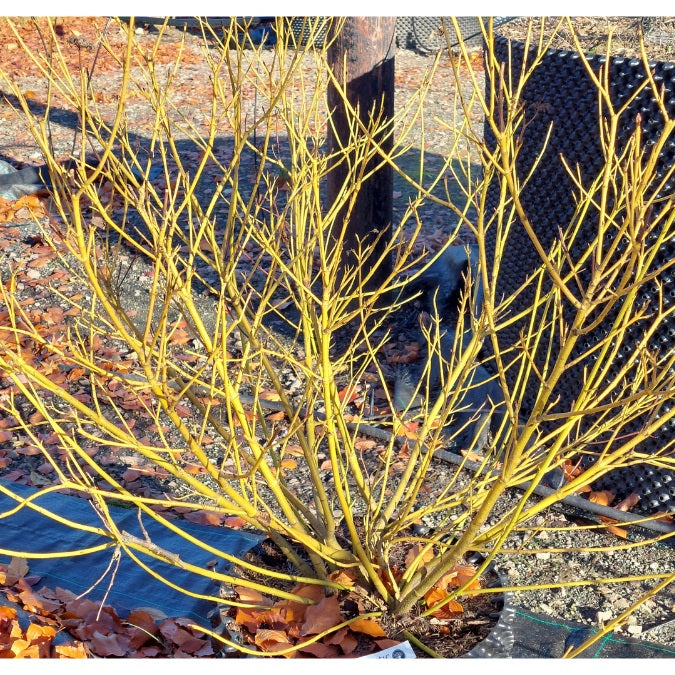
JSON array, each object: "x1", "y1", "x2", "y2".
[
  {"x1": 507, "y1": 607, "x2": 675, "y2": 658},
  {"x1": 0, "y1": 479, "x2": 262, "y2": 621}
]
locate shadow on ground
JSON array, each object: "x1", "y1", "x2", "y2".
[{"x1": 0, "y1": 93, "x2": 480, "y2": 351}]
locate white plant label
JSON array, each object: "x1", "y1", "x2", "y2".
[{"x1": 361, "y1": 640, "x2": 416, "y2": 658}]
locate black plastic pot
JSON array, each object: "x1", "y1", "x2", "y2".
[
  {"x1": 483, "y1": 32, "x2": 675, "y2": 513},
  {"x1": 289, "y1": 17, "x2": 487, "y2": 53},
  {"x1": 464, "y1": 567, "x2": 516, "y2": 658}
]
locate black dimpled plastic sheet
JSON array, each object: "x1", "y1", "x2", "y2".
[{"x1": 484, "y1": 34, "x2": 675, "y2": 514}]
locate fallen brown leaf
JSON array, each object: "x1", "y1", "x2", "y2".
[
  {"x1": 354, "y1": 438, "x2": 378, "y2": 451},
  {"x1": 393, "y1": 419, "x2": 419, "y2": 439},
  {"x1": 328, "y1": 569, "x2": 358, "y2": 587},
  {"x1": 404, "y1": 544, "x2": 435, "y2": 568},
  {"x1": 338, "y1": 384, "x2": 359, "y2": 404},
  {"x1": 425, "y1": 587, "x2": 464, "y2": 618},
  {"x1": 54, "y1": 642, "x2": 89, "y2": 658},
  {"x1": 589, "y1": 490, "x2": 615, "y2": 506},
  {"x1": 300, "y1": 593, "x2": 341, "y2": 636},
  {"x1": 254, "y1": 628, "x2": 294, "y2": 655},
  {"x1": 297, "y1": 640, "x2": 340, "y2": 657},
  {"x1": 11, "y1": 638, "x2": 40, "y2": 658},
  {"x1": 2, "y1": 557, "x2": 29, "y2": 585},
  {"x1": 257, "y1": 389, "x2": 281, "y2": 401},
  {"x1": 183, "y1": 510, "x2": 224, "y2": 526},
  {"x1": 235, "y1": 586, "x2": 273, "y2": 606},
  {"x1": 284, "y1": 444, "x2": 304, "y2": 457},
  {"x1": 223, "y1": 516, "x2": 248, "y2": 528},
  {"x1": 460, "y1": 447, "x2": 484, "y2": 462},
  {"x1": 605, "y1": 524, "x2": 629, "y2": 539},
  {"x1": 614, "y1": 492, "x2": 640, "y2": 512},
  {"x1": 348, "y1": 617, "x2": 387, "y2": 637},
  {"x1": 90, "y1": 631, "x2": 129, "y2": 657},
  {"x1": 324, "y1": 625, "x2": 359, "y2": 654},
  {"x1": 125, "y1": 609, "x2": 160, "y2": 649}
]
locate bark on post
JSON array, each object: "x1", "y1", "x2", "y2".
[{"x1": 327, "y1": 17, "x2": 396, "y2": 298}]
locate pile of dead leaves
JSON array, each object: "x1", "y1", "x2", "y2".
[
  {"x1": 224, "y1": 581, "x2": 393, "y2": 658},
  {"x1": 216, "y1": 552, "x2": 484, "y2": 658},
  {"x1": 0, "y1": 604, "x2": 87, "y2": 658},
  {"x1": 0, "y1": 551, "x2": 490, "y2": 659},
  {"x1": 0, "y1": 195, "x2": 48, "y2": 223},
  {"x1": 0, "y1": 557, "x2": 215, "y2": 658},
  {"x1": 0, "y1": 17, "x2": 205, "y2": 82},
  {"x1": 401, "y1": 545, "x2": 482, "y2": 619}
]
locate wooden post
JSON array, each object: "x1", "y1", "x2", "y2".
[{"x1": 327, "y1": 17, "x2": 396, "y2": 297}]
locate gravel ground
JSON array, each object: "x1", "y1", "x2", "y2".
[{"x1": 490, "y1": 494, "x2": 674, "y2": 649}]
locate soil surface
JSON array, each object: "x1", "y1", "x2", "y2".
[
  {"x1": 0, "y1": 17, "x2": 673, "y2": 658},
  {"x1": 498, "y1": 16, "x2": 675, "y2": 63}
]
